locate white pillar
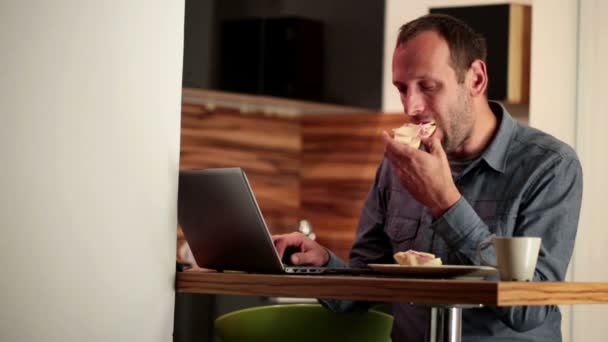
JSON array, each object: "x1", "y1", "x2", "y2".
[
  {"x1": 0, "y1": 1, "x2": 184, "y2": 341},
  {"x1": 527, "y1": 1, "x2": 579, "y2": 340},
  {"x1": 572, "y1": 0, "x2": 608, "y2": 341}
]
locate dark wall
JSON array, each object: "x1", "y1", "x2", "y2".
[
  {"x1": 182, "y1": 0, "x2": 215, "y2": 88},
  {"x1": 182, "y1": 0, "x2": 385, "y2": 109},
  {"x1": 430, "y1": 4, "x2": 510, "y2": 101}
]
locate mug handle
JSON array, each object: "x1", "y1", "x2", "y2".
[{"x1": 477, "y1": 235, "x2": 497, "y2": 267}]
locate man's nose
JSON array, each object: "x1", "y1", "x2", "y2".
[{"x1": 403, "y1": 91, "x2": 425, "y2": 117}]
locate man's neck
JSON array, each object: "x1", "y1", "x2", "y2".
[{"x1": 448, "y1": 100, "x2": 498, "y2": 161}]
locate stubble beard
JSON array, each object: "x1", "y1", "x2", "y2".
[{"x1": 441, "y1": 91, "x2": 474, "y2": 155}]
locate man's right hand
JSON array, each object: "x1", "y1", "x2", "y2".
[{"x1": 272, "y1": 232, "x2": 330, "y2": 267}]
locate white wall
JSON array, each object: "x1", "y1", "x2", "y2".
[
  {"x1": 528, "y1": 0, "x2": 578, "y2": 146},
  {"x1": 527, "y1": 2, "x2": 579, "y2": 340},
  {"x1": 573, "y1": 0, "x2": 608, "y2": 340},
  {"x1": 0, "y1": 1, "x2": 184, "y2": 341}
]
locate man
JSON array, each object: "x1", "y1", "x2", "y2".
[{"x1": 272, "y1": 14, "x2": 582, "y2": 342}]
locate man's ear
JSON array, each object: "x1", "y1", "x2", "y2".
[{"x1": 468, "y1": 59, "x2": 488, "y2": 97}]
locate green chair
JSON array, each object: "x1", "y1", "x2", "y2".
[{"x1": 214, "y1": 303, "x2": 393, "y2": 342}]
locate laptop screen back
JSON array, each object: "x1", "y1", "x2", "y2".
[{"x1": 178, "y1": 168, "x2": 285, "y2": 273}]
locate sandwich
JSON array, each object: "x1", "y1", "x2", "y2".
[
  {"x1": 392, "y1": 122, "x2": 437, "y2": 149},
  {"x1": 393, "y1": 250, "x2": 442, "y2": 266}
]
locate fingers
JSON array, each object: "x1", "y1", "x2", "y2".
[
  {"x1": 381, "y1": 131, "x2": 392, "y2": 149},
  {"x1": 291, "y1": 247, "x2": 328, "y2": 267},
  {"x1": 422, "y1": 135, "x2": 446, "y2": 159},
  {"x1": 291, "y1": 251, "x2": 317, "y2": 266},
  {"x1": 271, "y1": 232, "x2": 306, "y2": 258},
  {"x1": 382, "y1": 130, "x2": 421, "y2": 159},
  {"x1": 271, "y1": 232, "x2": 328, "y2": 266},
  {"x1": 382, "y1": 132, "x2": 412, "y2": 170},
  {"x1": 272, "y1": 233, "x2": 295, "y2": 258},
  {"x1": 382, "y1": 131, "x2": 410, "y2": 153},
  {"x1": 177, "y1": 241, "x2": 197, "y2": 265}
]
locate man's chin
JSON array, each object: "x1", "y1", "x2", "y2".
[{"x1": 440, "y1": 136, "x2": 460, "y2": 155}]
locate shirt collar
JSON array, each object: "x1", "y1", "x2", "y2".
[{"x1": 477, "y1": 101, "x2": 517, "y2": 173}]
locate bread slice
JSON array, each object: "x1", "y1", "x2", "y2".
[
  {"x1": 392, "y1": 122, "x2": 437, "y2": 149},
  {"x1": 393, "y1": 250, "x2": 442, "y2": 266}
]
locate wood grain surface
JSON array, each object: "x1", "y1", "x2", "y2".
[
  {"x1": 176, "y1": 271, "x2": 497, "y2": 305},
  {"x1": 497, "y1": 281, "x2": 608, "y2": 305},
  {"x1": 179, "y1": 100, "x2": 405, "y2": 260},
  {"x1": 180, "y1": 104, "x2": 301, "y2": 234},
  {"x1": 176, "y1": 271, "x2": 608, "y2": 307}
]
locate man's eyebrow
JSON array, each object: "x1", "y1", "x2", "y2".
[
  {"x1": 417, "y1": 74, "x2": 440, "y2": 81},
  {"x1": 392, "y1": 77, "x2": 439, "y2": 86}
]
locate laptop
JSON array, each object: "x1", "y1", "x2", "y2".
[{"x1": 178, "y1": 167, "x2": 374, "y2": 275}]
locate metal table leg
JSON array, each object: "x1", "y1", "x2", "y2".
[{"x1": 428, "y1": 306, "x2": 462, "y2": 342}]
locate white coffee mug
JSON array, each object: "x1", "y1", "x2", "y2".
[{"x1": 477, "y1": 236, "x2": 541, "y2": 281}]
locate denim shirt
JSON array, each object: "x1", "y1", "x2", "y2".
[{"x1": 321, "y1": 102, "x2": 583, "y2": 342}]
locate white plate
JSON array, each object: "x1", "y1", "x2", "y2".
[{"x1": 367, "y1": 264, "x2": 498, "y2": 279}]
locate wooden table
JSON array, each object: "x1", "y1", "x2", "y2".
[{"x1": 176, "y1": 271, "x2": 608, "y2": 342}]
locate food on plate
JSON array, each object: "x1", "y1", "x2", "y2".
[
  {"x1": 392, "y1": 122, "x2": 437, "y2": 149},
  {"x1": 393, "y1": 250, "x2": 442, "y2": 266}
]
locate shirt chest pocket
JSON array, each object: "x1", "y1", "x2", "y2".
[{"x1": 384, "y1": 216, "x2": 420, "y2": 251}]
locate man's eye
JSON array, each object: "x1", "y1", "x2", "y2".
[{"x1": 420, "y1": 83, "x2": 436, "y2": 91}]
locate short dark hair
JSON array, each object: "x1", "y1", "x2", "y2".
[{"x1": 396, "y1": 14, "x2": 487, "y2": 83}]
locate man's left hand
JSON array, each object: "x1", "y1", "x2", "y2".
[{"x1": 382, "y1": 131, "x2": 461, "y2": 217}]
